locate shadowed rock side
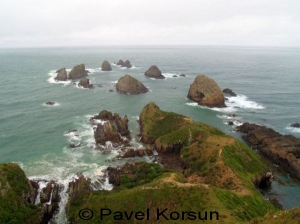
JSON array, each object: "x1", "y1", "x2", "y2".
[
  {"x1": 78, "y1": 78, "x2": 94, "y2": 89},
  {"x1": 116, "y1": 74, "x2": 148, "y2": 95},
  {"x1": 144, "y1": 65, "x2": 165, "y2": 79},
  {"x1": 92, "y1": 110, "x2": 129, "y2": 145},
  {"x1": 101, "y1": 60, "x2": 112, "y2": 71},
  {"x1": 68, "y1": 64, "x2": 88, "y2": 79},
  {"x1": 223, "y1": 88, "x2": 237, "y2": 96},
  {"x1": 237, "y1": 122, "x2": 300, "y2": 180},
  {"x1": 55, "y1": 68, "x2": 67, "y2": 81},
  {"x1": 187, "y1": 75, "x2": 226, "y2": 107}
]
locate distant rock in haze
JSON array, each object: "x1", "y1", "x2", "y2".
[
  {"x1": 78, "y1": 78, "x2": 94, "y2": 89},
  {"x1": 291, "y1": 122, "x2": 300, "y2": 128},
  {"x1": 68, "y1": 64, "x2": 88, "y2": 79},
  {"x1": 117, "y1": 59, "x2": 124, "y2": 66},
  {"x1": 117, "y1": 59, "x2": 132, "y2": 68},
  {"x1": 123, "y1": 60, "x2": 132, "y2": 68},
  {"x1": 101, "y1": 60, "x2": 112, "y2": 71},
  {"x1": 116, "y1": 74, "x2": 148, "y2": 95},
  {"x1": 55, "y1": 68, "x2": 67, "y2": 81},
  {"x1": 187, "y1": 75, "x2": 226, "y2": 108},
  {"x1": 223, "y1": 88, "x2": 237, "y2": 97},
  {"x1": 144, "y1": 65, "x2": 165, "y2": 79}
]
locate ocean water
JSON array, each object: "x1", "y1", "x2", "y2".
[{"x1": 0, "y1": 46, "x2": 300, "y2": 221}]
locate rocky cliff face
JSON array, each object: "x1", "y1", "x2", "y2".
[
  {"x1": 116, "y1": 74, "x2": 148, "y2": 95},
  {"x1": 144, "y1": 65, "x2": 165, "y2": 79},
  {"x1": 68, "y1": 64, "x2": 88, "y2": 79},
  {"x1": 101, "y1": 60, "x2": 112, "y2": 71},
  {"x1": 187, "y1": 75, "x2": 225, "y2": 107},
  {"x1": 55, "y1": 68, "x2": 67, "y2": 81},
  {"x1": 237, "y1": 122, "x2": 300, "y2": 180},
  {"x1": 92, "y1": 110, "x2": 130, "y2": 145}
]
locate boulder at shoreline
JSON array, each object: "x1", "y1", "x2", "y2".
[{"x1": 187, "y1": 75, "x2": 226, "y2": 107}]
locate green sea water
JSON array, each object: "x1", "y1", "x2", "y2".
[{"x1": 0, "y1": 46, "x2": 300, "y2": 222}]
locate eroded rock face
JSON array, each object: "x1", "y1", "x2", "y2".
[
  {"x1": 253, "y1": 172, "x2": 273, "y2": 189},
  {"x1": 237, "y1": 122, "x2": 300, "y2": 180},
  {"x1": 39, "y1": 180, "x2": 61, "y2": 224},
  {"x1": 116, "y1": 74, "x2": 148, "y2": 95},
  {"x1": 68, "y1": 175, "x2": 91, "y2": 197},
  {"x1": 223, "y1": 88, "x2": 237, "y2": 97},
  {"x1": 144, "y1": 65, "x2": 165, "y2": 79},
  {"x1": 187, "y1": 75, "x2": 226, "y2": 108},
  {"x1": 55, "y1": 68, "x2": 67, "y2": 81},
  {"x1": 101, "y1": 60, "x2": 112, "y2": 71},
  {"x1": 68, "y1": 64, "x2": 88, "y2": 79},
  {"x1": 93, "y1": 111, "x2": 130, "y2": 145},
  {"x1": 94, "y1": 122, "x2": 121, "y2": 145},
  {"x1": 78, "y1": 78, "x2": 94, "y2": 89}
]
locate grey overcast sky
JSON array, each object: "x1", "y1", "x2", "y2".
[{"x1": 1, "y1": 0, "x2": 300, "y2": 48}]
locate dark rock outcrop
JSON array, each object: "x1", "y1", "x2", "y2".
[
  {"x1": 123, "y1": 60, "x2": 132, "y2": 68},
  {"x1": 68, "y1": 64, "x2": 88, "y2": 79},
  {"x1": 187, "y1": 75, "x2": 226, "y2": 108},
  {"x1": 253, "y1": 172, "x2": 273, "y2": 189},
  {"x1": 78, "y1": 78, "x2": 94, "y2": 89},
  {"x1": 144, "y1": 65, "x2": 165, "y2": 79},
  {"x1": 117, "y1": 59, "x2": 124, "y2": 66},
  {"x1": 68, "y1": 175, "x2": 91, "y2": 197},
  {"x1": 55, "y1": 68, "x2": 67, "y2": 81},
  {"x1": 116, "y1": 74, "x2": 148, "y2": 95},
  {"x1": 40, "y1": 181, "x2": 61, "y2": 224},
  {"x1": 46, "y1": 102, "x2": 55, "y2": 106},
  {"x1": 291, "y1": 122, "x2": 300, "y2": 128},
  {"x1": 180, "y1": 74, "x2": 186, "y2": 77},
  {"x1": 223, "y1": 88, "x2": 237, "y2": 97},
  {"x1": 94, "y1": 122, "x2": 121, "y2": 145},
  {"x1": 101, "y1": 60, "x2": 112, "y2": 71},
  {"x1": 227, "y1": 121, "x2": 234, "y2": 125},
  {"x1": 92, "y1": 111, "x2": 130, "y2": 145},
  {"x1": 237, "y1": 122, "x2": 300, "y2": 180}
]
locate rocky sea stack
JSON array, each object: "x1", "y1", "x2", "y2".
[
  {"x1": 68, "y1": 64, "x2": 88, "y2": 80},
  {"x1": 116, "y1": 74, "x2": 148, "y2": 95},
  {"x1": 55, "y1": 68, "x2": 67, "y2": 81},
  {"x1": 144, "y1": 65, "x2": 165, "y2": 79},
  {"x1": 78, "y1": 78, "x2": 94, "y2": 89},
  {"x1": 101, "y1": 60, "x2": 112, "y2": 71},
  {"x1": 187, "y1": 75, "x2": 225, "y2": 107},
  {"x1": 117, "y1": 59, "x2": 132, "y2": 68},
  {"x1": 92, "y1": 110, "x2": 129, "y2": 145}
]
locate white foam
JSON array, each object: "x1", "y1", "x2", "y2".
[
  {"x1": 286, "y1": 126, "x2": 300, "y2": 134},
  {"x1": 186, "y1": 102, "x2": 198, "y2": 107},
  {"x1": 43, "y1": 102, "x2": 60, "y2": 107},
  {"x1": 217, "y1": 114, "x2": 240, "y2": 119},
  {"x1": 225, "y1": 94, "x2": 265, "y2": 109},
  {"x1": 162, "y1": 73, "x2": 181, "y2": 78},
  {"x1": 47, "y1": 70, "x2": 72, "y2": 85},
  {"x1": 111, "y1": 80, "x2": 118, "y2": 84}
]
